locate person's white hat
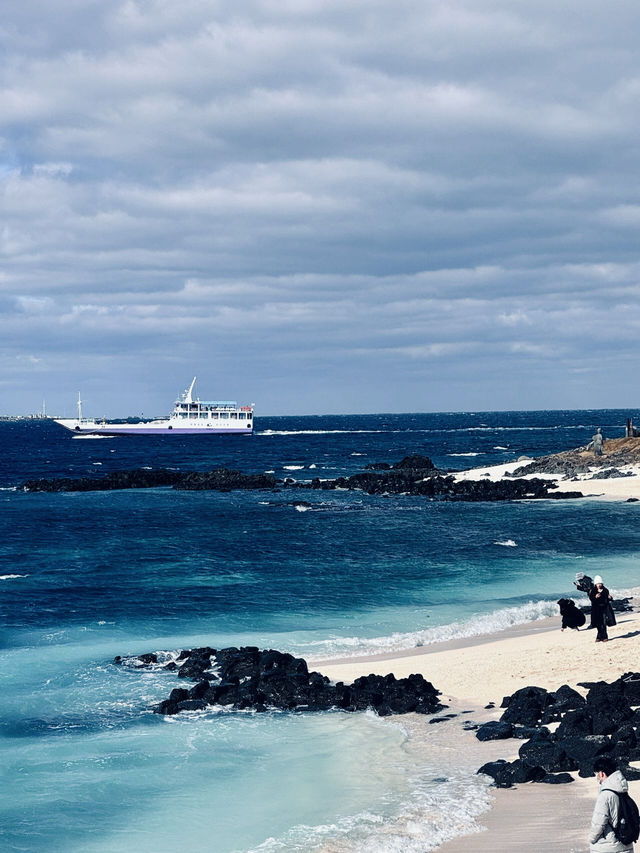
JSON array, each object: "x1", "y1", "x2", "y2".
[{"x1": 593, "y1": 575, "x2": 603, "y2": 584}]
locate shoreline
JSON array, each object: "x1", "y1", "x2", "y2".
[
  {"x1": 317, "y1": 604, "x2": 640, "y2": 852},
  {"x1": 316, "y1": 607, "x2": 640, "y2": 707},
  {"x1": 452, "y1": 454, "x2": 640, "y2": 502}
]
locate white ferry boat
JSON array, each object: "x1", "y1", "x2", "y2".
[{"x1": 54, "y1": 378, "x2": 254, "y2": 436}]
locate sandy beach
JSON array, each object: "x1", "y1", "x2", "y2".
[
  {"x1": 316, "y1": 608, "x2": 640, "y2": 852},
  {"x1": 313, "y1": 457, "x2": 640, "y2": 852}
]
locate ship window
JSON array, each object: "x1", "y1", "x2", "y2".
[
  {"x1": 220, "y1": 412, "x2": 229, "y2": 419},
  {"x1": 231, "y1": 412, "x2": 238, "y2": 419},
  {"x1": 211, "y1": 412, "x2": 218, "y2": 418},
  {"x1": 239, "y1": 412, "x2": 246, "y2": 419}
]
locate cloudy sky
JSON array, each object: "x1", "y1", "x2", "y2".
[{"x1": 2, "y1": 0, "x2": 640, "y2": 416}]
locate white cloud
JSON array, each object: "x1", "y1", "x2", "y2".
[{"x1": 2, "y1": 0, "x2": 640, "y2": 413}]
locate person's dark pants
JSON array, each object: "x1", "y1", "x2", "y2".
[{"x1": 594, "y1": 609, "x2": 608, "y2": 641}]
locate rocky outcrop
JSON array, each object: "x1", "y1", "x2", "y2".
[
  {"x1": 24, "y1": 468, "x2": 183, "y2": 492},
  {"x1": 511, "y1": 436, "x2": 640, "y2": 478},
  {"x1": 310, "y1": 473, "x2": 581, "y2": 501},
  {"x1": 589, "y1": 468, "x2": 635, "y2": 480},
  {"x1": 477, "y1": 674, "x2": 640, "y2": 787},
  {"x1": 23, "y1": 458, "x2": 582, "y2": 501},
  {"x1": 115, "y1": 646, "x2": 444, "y2": 717},
  {"x1": 174, "y1": 469, "x2": 277, "y2": 491},
  {"x1": 23, "y1": 468, "x2": 276, "y2": 493},
  {"x1": 365, "y1": 454, "x2": 436, "y2": 472}
]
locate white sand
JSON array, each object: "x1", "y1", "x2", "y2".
[
  {"x1": 315, "y1": 606, "x2": 640, "y2": 852},
  {"x1": 453, "y1": 458, "x2": 640, "y2": 501}
]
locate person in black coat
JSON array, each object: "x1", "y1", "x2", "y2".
[
  {"x1": 557, "y1": 598, "x2": 586, "y2": 630},
  {"x1": 589, "y1": 575, "x2": 613, "y2": 642}
]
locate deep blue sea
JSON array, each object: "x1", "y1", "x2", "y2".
[{"x1": 3, "y1": 410, "x2": 640, "y2": 852}]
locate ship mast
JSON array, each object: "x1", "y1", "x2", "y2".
[
  {"x1": 184, "y1": 377, "x2": 196, "y2": 404},
  {"x1": 77, "y1": 392, "x2": 83, "y2": 422}
]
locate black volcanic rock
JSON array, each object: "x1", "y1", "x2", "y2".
[
  {"x1": 542, "y1": 685, "x2": 586, "y2": 723},
  {"x1": 477, "y1": 759, "x2": 546, "y2": 788},
  {"x1": 539, "y1": 772, "x2": 574, "y2": 784},
  {"x1": 392, "y1": 455, "x2": 436, "y2": 471},
  {"x1": 475, "y1": 720, "x2": 514, "y2": 741},
  {"x1": 500, "y1": 686, "x2": 551, "y2": 727},
  {"x1": 620, "y1": 672, "x2": 640, "y2": 703},
  {"x1": 23, "y1": 456, "x2": 583, "y2": 501},
  {"x1": 23, "y1": 467, "x2": 277, "y2": 493},
  {"x1": 116, "y1": 646, "x2": 444, "y2": 718},
  {"x1": 518, "y1": 731, "x2": 579, "y2": 773},
  {"x1": 310, "y1": 472, "x2": 579, "y2": 501},
  {"x1": 480, "y1": 674, "x2": 640, "y2": 786},
  {"x1": 175, "y1": 469, "x2": 277, "y2": 491},
  {"x1": 24, "y1": 468, "x2": 183, "y2": 492}
]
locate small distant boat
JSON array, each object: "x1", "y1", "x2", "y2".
[{"x1": 54, "y1": 378, "x2": 254, "y2": 436}]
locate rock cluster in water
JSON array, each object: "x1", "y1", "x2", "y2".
[
  {"x1": 23, "y1": 454, "x2": 583, "y2": 501},
  {"x1": 475, "y1": 673, "x2": 640, "y2": 787},
  {"x1": 308, "y1": 471, "x2": 580, "y2": 500},
  {"x1": 115, "y1": 646, "x2": 444, "y2": 717},
  {"x1": 23, "y1": 468, "x2": 277, "y2": 492}
]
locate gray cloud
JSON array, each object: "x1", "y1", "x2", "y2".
[{"x1": 2, "y1": 0, "x2": 640, "y2": 414}]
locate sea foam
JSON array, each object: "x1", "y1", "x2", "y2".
[
  {"x1": 306, "y1": 599, "x2": 559, "y2": 660},
  {"x1": 249, "y1": 714, "x2": 495, "y2": 853}
]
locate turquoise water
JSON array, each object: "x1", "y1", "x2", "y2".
[{"x1": 2, "y1": 412, "x2": 640, "y2": 851}]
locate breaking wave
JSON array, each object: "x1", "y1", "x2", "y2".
[{"x1": 306, "y1": 599, "x2": 559, "y2": 660}]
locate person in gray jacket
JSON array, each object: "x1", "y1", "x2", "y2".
[
  {"x1": 591, "y1": 428, "x2": 605, "y2": 456},
  {"x1": 589, "y1": 756, "x2": 634, "y2": 852}
]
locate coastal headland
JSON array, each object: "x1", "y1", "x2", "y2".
[{"x1": 454, "y1": 435, "x2": 640, "y2": 502}]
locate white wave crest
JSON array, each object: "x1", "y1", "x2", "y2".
[
  {"x1": 259, "y1": 430, "x2": 384, "y2": 436},
  {"x1": 72, "y1": 434, "x2": 114, "y2": 439},
  {"x1": 0, "y1": 573, "x2": 29, "y2": 580},
  {"x1": 494, "y1": 539, "x2": 517, "y2": 547},
  {"x1": 306, "y1": 600, "x2": 558, "y2": 660},
  {"x1": 449, "y1": 452, "x2": 482, "y2": 457},
  {"x1": 283, "y1": 465, "x2": 304, "y2": 470}
]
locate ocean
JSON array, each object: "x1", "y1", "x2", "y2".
[{"x1": 3, "y1": 409, "x2": 640, "y2": 852}]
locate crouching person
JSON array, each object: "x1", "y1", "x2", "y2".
[
  {"x1": 558, "y1": 598, "x2": 586, "y2": 630},
  {"x1": 590, "y1": 756, "x2": 637, "y2": 852}
]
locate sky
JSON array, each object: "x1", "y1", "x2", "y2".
[{"x1": 2, "y1": 0, "x2": 640, "y2": 416}]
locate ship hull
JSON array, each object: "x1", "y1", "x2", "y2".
[{"x1": 54, "y1": 420, "x2": 253, "y2": 436}]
